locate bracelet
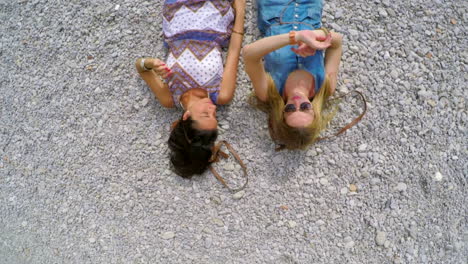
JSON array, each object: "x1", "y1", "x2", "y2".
[
  {"x1": 289, "y1": 31, "x2": 297, "y2": 45},
  {"x1": 318, "y1": 27, "x2": 329, "y2": 37},
  {"x1": 232, "y1": 29, "x2": 244, "y2": 35},
  {"x1": 140, "y1": 58, "x2": 152, "y2": 71}
]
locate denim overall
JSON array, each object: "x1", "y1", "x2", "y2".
[{"x1": 257, "y1": 0, "x2": 325, "y2": 96}]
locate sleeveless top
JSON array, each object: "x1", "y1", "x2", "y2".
[
  {"x1": 257, "y1": 0, "x2": 325, "y2": 96},
  {"x1": 163, "y1": 0, "x2": 234, "y2": 106}
]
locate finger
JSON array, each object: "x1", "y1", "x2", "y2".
[
  {"x1": 155, "y1": 65, "x2": 167, "y2": 75},
  {"x1": 165, "y1": 70, "x2": 175, "y2": 79},
  {"x1": 291, "y1": 47, "x2": 300, "y2": 54},
  {"x1": 316, "y1": 35, "x2": 327, "y2": 41},
  {"x1": 154, "y1": 59, "x2": 166, "y2": 67}
]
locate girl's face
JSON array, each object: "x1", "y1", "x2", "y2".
[
  {"x1": 180, "y1": 88, "x2": 218, "y2": 130},
  {"x1": 188, "y1": 98, "x2": 217, "y2": 130},
  {"x1": 283, "y1": 95, "x2": 314, "y2": 128}
]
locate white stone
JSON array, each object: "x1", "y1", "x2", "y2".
[
  {"x1": 233, "y1": 190, "x2": 245, "y2": 200},
  {"x1": 396, "y1": 183, "x2": 407, "y2": 192},
  {"x1": 213, "y1": 218, "x2": 224, "y2": 227},
  {"x1": 434, "y1": 171, "x2": 443, "y2": 182},
  {"x1": 161, "y1": 232, "x2": 175, "y2": 240},
  {"x1": 224, "y1": 164, "x2": 235, "y2": 171},
  {"x1": 288, "y1": 220, "x2": 297, "y2": 228},
  {"x1": 376, "y1": 231, "x2": 386, "y2": 246},
  {"x1": 340, "y1": 187, "x2": 348, "y2": 195},
  {"x1": 320, "y1": 178, "x2": 329, "y2": 185},
  {"x1": 358, "y1": 144, "x2": 367, "y2": 152}
]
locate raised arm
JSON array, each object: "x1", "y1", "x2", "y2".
[
  {"x1": 324, "y1": 32, "x2": 343, "y2": 95},
  {"x1": 135, "y1": 58, "x2": 175, "y2": 108},
  {"x1": 242, "y1": 33, "x2": 291, "y2": 102},
  {"x1": 217, "y1": 0, "x2": 246, "y2": 105},
  {"x1": 243, "y1": 30, "x2": 331, "y2": 102}
]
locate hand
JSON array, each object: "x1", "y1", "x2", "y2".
[
  {"x1": 291, "y1": 42, "x2": 319, "y2": 57},
  {"x1": 295, "y1": 30, "x2": 332, "y2": 51},
  {"x1": 147, "y1": 58, "x2": 172, "y2": 79}
]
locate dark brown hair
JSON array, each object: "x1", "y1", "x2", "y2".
[{"x1": 168, "y1": 116, "x2": 218, "y2": 178}]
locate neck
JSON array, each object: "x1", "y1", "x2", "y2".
[
  {"x1": 180, "y1": 88, "x2": 208, "y2": 110},
  {"x1": 283, "y1": 70, "x2": 315, "y2": 100}
]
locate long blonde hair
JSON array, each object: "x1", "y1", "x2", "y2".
[{"x1": 251, "y1": 74, "x2": 335, "y2": 150}]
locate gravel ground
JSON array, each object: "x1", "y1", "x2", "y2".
[{"x1": 1, "y1": 0, "x2": 467, "y2": 263}]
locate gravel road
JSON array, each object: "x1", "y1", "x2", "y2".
[{"x1": 0, "y1": 0, "x2": 466, "y2": 263}]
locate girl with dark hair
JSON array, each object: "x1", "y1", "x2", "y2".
[
  {"x1": 243, "y1": 0, "x2": 343, "y2": 150},
  {"x1": 136, "y1": 0, "x2": 246, "y2": 177}
]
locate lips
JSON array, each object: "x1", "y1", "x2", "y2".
[{"x1": 292, "y1": 96, "x2": 302, "y2": 101}]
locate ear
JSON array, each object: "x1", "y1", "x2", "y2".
[{"x1": 182, "y1": 110, "x2": 191, "y2": 121}]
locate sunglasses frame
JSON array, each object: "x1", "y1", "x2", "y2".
[{"x1": 283, "y1": 102, "x2": 312, "y2": 113}]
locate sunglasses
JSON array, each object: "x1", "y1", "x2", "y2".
[{"x1": 283, "y1": 102, "x2": 312, "y2": 113}]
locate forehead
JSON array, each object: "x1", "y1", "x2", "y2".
[{"x1": 194, "y1": 118, "x2": 218, "y2": 130}]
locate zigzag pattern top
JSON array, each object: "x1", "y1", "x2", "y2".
[{"x1": 162, "y1": 0, "x2": 234, "y2": 106}]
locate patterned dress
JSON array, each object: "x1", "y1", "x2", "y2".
[{"x1": 163, "y1": 0, "x2": 234, "y2": 105}]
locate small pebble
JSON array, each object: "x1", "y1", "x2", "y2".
[
  {"x1": 396, "y1": 182, "x2": 407, "y2": 192},
  {"x1": 340, "y1": 187, "x2": 348, "y2": 195},
  {"x1": 211, "y1": 196, "x2": 221, "y2": 205},
  {"x1": 213, "y1": 218, "x2": 224, "y2": 227},
  {"x1": 344, "y1": 237, "x2": 355, "y2": 248},
  {"x1": 358, "y1": 144, "x2": 367, "y2": 152},
  {"x1": 288, "y1": 220, "x2": 297, "y2": 228},
  {"x1": 345, "y1": 240, "x2": 355, "y2": 248},
  {"x1": 224, "y1": 164, "x2": 235, "y2": 171},
  {"x1": 434, "y1": 171, "x2": 443, "y2": 182},
  {"x1": 161, "y1": 232, "x2": 175, "y2": 240},
  {"x1": 320, "y1": 178, "x2": 329, "y2": 185},
  {"x1": 375, "y1": 231, "x2": 386, "y2": 246},
  {"x1": 349, "y1": 184, "x2": 358, "y2": 192},
  {"x1": 141, "y1": 98, "x2": 149, "y2": 107},
  {"x1": 378, "y1": 8, "x2": 388, "y2": 17},
  {"x1": 233, "y1": 190, "x2": 245, "y2": 200}
]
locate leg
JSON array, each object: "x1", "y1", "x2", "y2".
[{"x1": 135, "y1": 58, "x2": 174, "y2": 108}]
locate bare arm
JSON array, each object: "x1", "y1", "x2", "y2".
[
  {"x1": 217, "y1": 0, "x2": 246, "y2": 105},
  {"x1": 324, "y1": 32, "x2": 343, "y2": 95},
  {"x1": 242, "y1": 33, "x2": 291, "y2": 102},
  {"x1": 135, "y1": 58, "x2": 174, "y2": 108}
]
